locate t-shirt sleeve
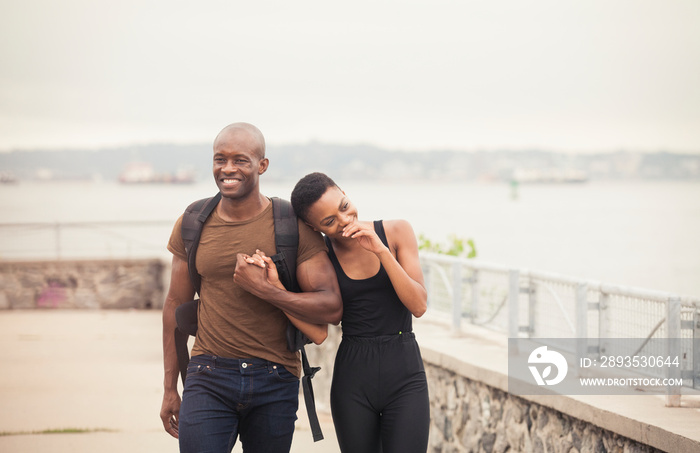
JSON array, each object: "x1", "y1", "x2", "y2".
[
  {"x1": 295, "y1": 218, "x2": 327, "y2": 265},
  {"x1": 167, "y1": 214, "x2": 188, "y2": 262}
]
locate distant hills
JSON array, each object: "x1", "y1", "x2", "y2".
[{"x1": 1, "y1": 142, "x2": 699, "y2": 183}]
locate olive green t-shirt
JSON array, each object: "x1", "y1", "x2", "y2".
[{"x1": 168, "y1": 198, "x2": 326, "y2": 377}]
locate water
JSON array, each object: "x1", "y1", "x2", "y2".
[{"x1": 2, "y1": 179, "x2": 699, "y2": 297}]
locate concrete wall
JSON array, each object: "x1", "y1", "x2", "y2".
[
  {"x1": 0, "y1": 259, "x2": 165, "y2": 310},
  {"x1": 306, "y1": 324, "x2": 693, "y2": 453}
]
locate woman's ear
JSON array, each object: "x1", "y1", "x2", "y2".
[{"x1": 304, "y1": 220, "x2": 318, "y2": 232}]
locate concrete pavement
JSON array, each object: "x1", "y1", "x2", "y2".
[{"x1": 0, "y1": 310, "x2": 339, "y2": 453}]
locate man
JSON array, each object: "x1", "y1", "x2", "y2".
[{"x1": 160, "y1": 122, "x2": 342, "y2": 453}]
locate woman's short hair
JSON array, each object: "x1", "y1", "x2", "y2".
[{"x1": 291, "y1": 172, "x2": 339, "y2": 222}]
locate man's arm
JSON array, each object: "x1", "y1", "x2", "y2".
[
  {"x1": 160, "y1": 255, "x2": 196, "y2": 439},
  {"x1": 234, "y1": 251, "x2": 342, "y2": 325},
  {"x1": 249, "y1": 251, "x2": 329, "y2": 344}
]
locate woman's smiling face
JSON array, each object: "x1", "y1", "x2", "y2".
[{"x1": 304, "y1": 186, "x2": 359, "y2": 237}]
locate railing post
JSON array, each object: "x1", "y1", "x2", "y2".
[
  {"x1": 598, "y1": 292, "x2": 610, "y2": 357},
  {"x1": 470, "y1": 269, "x2": 479, "y2": 324},
  {"x1": 422, "y1": 261, "x2": 432, "y2": 310},
  {"x1": 666, "y1": 295, "x2": 681, "y2": 407},
  {"x1": 508, "y1": 269, "x2": 519, "y2": 338},
  {"x1": 452, "y1": 261, "x2": 462, "y2": 333},
  {"x1": 599, "y1": 293, "x2": 610, "y2": 338},
  {"x1": 528, "y1": 278, "x2": 536, "y2": 337},
  {"x1": 576, "y1": 283, "x2": 588, "y2": 364},
  {"x1": 576, "y1": 283, "x2": 588, "y2": 338}
]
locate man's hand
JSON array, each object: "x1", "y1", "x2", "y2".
[
  {"x1": 160, "y1": 389, "x2": 181, "y2": 438},
  {"x1": 234, "y1": 253, "x2": 272, "y2": 296}
]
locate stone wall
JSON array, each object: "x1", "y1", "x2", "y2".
[
  {"x1": 425, "y1": 366, "x2": 659, "y2": 453},
  {"x1": 0, "y1": 259, "x2": 165, "y2": 310}
]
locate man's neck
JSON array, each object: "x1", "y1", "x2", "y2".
[{"x1": 216, "y1": 192, "x2": 269, "y2": 222}]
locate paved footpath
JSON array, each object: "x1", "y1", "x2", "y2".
[{"x1": 0, "y1": 310, "x2": 339, "y2": 453}]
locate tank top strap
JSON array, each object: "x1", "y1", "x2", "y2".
[{"x1": 373, "y1": 220, "x2": 388, "y2": 248}]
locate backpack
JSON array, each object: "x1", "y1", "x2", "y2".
[{"x1": 173, "y1": 193, "x2": 324, "y2": 441}]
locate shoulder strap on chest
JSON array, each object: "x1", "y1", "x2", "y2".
[
  {"x1": 182, "y1": 192, "x2": 221, "y2": 294},
  {"x1": 271, "y1": 197, "x2": 300, "y2": 292}
]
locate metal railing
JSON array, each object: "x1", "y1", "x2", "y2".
[
  {"x1": 0, "y1": 221, "x2": 173, "y2": 260},
  {"x1": 420, "y1": 252, "x2": 700, "y2": 404}
]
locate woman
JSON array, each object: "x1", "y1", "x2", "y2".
[{"x1": 290, "y1": 172, "x2": 430, "y2": 453}]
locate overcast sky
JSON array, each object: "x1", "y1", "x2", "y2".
[{"x1": 1, "y1": 0, "x2": 698, "y2": 153}]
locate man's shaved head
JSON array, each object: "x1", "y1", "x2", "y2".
[{"x1": 213, "y1": 122, "x2": 266, "y2": 159}]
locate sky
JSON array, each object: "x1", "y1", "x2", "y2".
[{"x1": 1, "y1": 0, "x2": 699, "y2": 153}]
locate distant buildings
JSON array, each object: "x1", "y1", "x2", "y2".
[
  {"x1": 1, "y1": 143, "x2": 698, "y2": 183},
  {"x1": 118, "y1": 162, "x2": 195, "y2": 184}
]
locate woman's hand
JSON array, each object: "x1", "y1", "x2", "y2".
[
  {"x1": 342, "y1": 221, "x2": 388, "y2": 255},
  {"x1": 242, "y1": 249, "x2": 283, "y2": 289},
  {"x1": 247, "y1": 250, "x2": 329, "y2": 344}
]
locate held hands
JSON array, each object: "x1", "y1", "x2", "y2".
[
  {"x1": 238, "y1": 250, "x2": 329, "y2": 344},
  {"x1": 342, "y1": 221, "x2": 387, "y2": 255},
  {"x1": 234, "y1": 249, "x2": 284, "y2": 290}
]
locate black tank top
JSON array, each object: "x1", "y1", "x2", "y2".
[{"x1": 325, "y1": 220, "x2": 413, "y2": 337}]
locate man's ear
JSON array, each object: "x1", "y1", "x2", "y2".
[{"x1": 258, "y1": 158, "x2": 269, "y2": 175}]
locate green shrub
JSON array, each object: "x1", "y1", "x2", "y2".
[{"x1": 418, "y1": 234, "x2": 477, "y2": 258}]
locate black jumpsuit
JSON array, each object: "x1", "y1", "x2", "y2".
[{"x1": 327, "y1": 221, "x2": 430, "y2": 453}]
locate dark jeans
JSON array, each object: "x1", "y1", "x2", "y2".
[
  {"x1": 330, "y1": 332, "x2": 430, "y2": 453},
  {"x1": 179, "y1": 355, "x2": 299, "y2": 453}
]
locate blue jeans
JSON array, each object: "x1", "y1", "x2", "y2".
[{"x1": 179, "y1": 355, "x2": 300, "y2": 453}]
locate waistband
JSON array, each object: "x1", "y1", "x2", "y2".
[
  {"x1": 342, "y1": 331, "x2": 415, "y2": 344},
  {"x1": 189, "y1": 354, "x2": 282, "y2": 371}
]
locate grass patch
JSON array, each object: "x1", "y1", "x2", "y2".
[{"x1": 0, "y1": 428, "x2": 117, "y2": 436}]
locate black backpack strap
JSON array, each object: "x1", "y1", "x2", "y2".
[
  {"x1": 301, "y1": 346, "x2": 324, "y2": 441},
  {"x1": 271, "y1": 197, "x2": 323, "y2": 441},
  {"x1": 182, "y1": 192, "x2": 222, "y2": 295},
  {"x1": 271, "y1": 197, "x2": 311, "y2": 351},
  {"x1": 175, "y1": 192, "x2": 221, "y2": 384},
  {"x1": 270, "y1": 197, "x2": 299, "y2": 293},
  {"x1": 271, "y1": 198, "x2": 310, "y2": 351}
]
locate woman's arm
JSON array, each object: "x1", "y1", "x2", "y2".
[
  {"x1": 342, "y1": 220, "x2": 427, "y2": 317},
  {"x1": 285, "y1": 312, "x2": 328, "y2": 345},
  {"x1": 245, "y1": 251, "x2": 329, "y2": 345}
]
